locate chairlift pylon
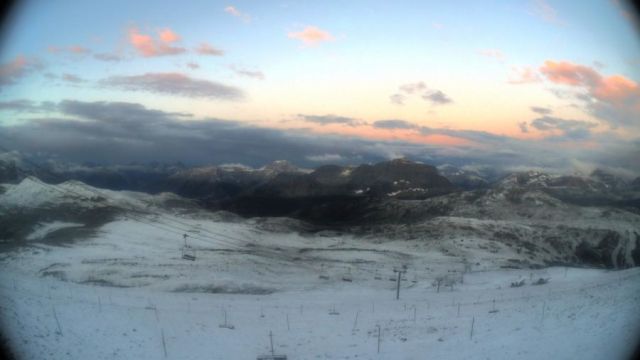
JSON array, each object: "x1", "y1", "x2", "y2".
[
  {"x1": 181, "y1": 233, "x2": 196, "y2": 261},
  {"x1": 257, "y1": 331, "x2": 287, "y2": 360}
]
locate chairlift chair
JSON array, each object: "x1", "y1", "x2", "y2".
[
  {"x1": 181, "y1": 233, "x2": 196, "y2": 261},
  {"x1": 318, "y1": 263, "x2": 329, "y2": 280},
  {"x1": 341, "y1": 266, "x2": 353, "y2": 282},
  {"x1": 182, "y1": 246, "x2": 196, "y2": 261}
]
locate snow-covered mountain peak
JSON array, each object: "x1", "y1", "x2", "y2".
[
  {"x1": 0, "y1": 176, "x2": 108, "y2": 209},
  {"x1": 260, "y1": 160, "x2": 306, "y2": 177}
]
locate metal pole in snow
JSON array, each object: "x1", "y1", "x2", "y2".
[
  {"x1": 269, "y1": 331, "x2": 274, "y2": 355},
  {"x1": 52, "y1": 306, "x2": 63, "y2": 335},
  {"x1": 470, "y1": 317, "x2": 475, "y2": 340},
  {"x1": 352, "y1": 311, "x2": 359, "y2": 332},
  {"x1": 396, "y1": 271, "x2": 402, "y2": 300},
  {"x1": 161, "y1": 329, "x2": 167, "y2": 358},
  {"x1": 377, "y1": 325, "x2": 381, "y2": 353}
]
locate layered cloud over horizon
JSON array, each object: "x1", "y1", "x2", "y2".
[{"x1": 1, "y1": 99, "x2": 638, "y2": 178}]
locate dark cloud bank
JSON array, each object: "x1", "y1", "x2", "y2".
[{"x1": 0, "y1": 99, "x2": 638, "y2": 176}]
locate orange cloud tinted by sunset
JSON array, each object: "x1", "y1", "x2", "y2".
[
  {"x1": 128, "y1": 28, "x2": 185, "y2": 57},
  {"x1": 288, "y1": 26, "x2": 334, "y2": 45},
  {"x1": 158, "y1": 28, "x2": 180, "y2": 43},
  {"x1": 539, "y1": 60, "x2": 600, "y2": 86},
  {"x1": 540, "y1": 60, "x2": 639, "y2": 103},
  {"x1": 593, "y1": 75, "x2": 639, "y2": 103}
]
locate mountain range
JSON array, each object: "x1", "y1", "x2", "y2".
[{"x1": 1, "y1": 153, "x2": 640, "y2": 270}]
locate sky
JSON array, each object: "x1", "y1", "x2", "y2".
[{"x1": 0, "y1": 0, "x2": 639, "y2": 176}]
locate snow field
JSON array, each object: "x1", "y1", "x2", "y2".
[{"x1": 1, "y1": 265, "x2": 639, "y2": 360}]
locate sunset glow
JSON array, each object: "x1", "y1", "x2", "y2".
[{"x1": 0, "y1": 0, "x2": 638, "y2": 173}]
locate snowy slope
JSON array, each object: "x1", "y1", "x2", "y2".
[
  {"x1": 0, "y1": 176, "x2": 191, "y2": 210},
  {"x1": 0, "y1": 207, "x2": 639, "y2": 359},
  {"x1": 25, "y1": 222, "x2": 84, "y2": 241},
  {"x1": 1, "y1": 261, "x2": 638, "y2": 359},
  {"x1": 1, "y1": 177, "x2": 639, "y2": 359}
]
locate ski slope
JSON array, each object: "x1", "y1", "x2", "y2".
[
  {"x1": 0, "y1": 214, "x2": 639, "y2": 359},
  {"x1": 0, "y1": 178, "x2": 639, "y2": 359}
]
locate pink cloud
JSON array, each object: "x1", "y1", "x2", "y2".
[
  {"x1": 68, "y1": 45, "x2": 91, "y2": 54},
  {"x1": 195, "y1": 42, "x2": 224, "y2": 56},
  {"x1": 539, "y1": 60, "x2": 640, "y2": 103},
  {"x1": 594, "y1": 75, "x2": 638, "y2": 103},
  {"x1": 0, "y1": 55, "x2": 28, "y2": 77},
  {"x1": 128, "y1": 28, "x2": 186, "y2": 57},
  {"x1": 507, "y1": 66, "x2": 541, "y2": 84},
  {"x1": 288, "y1": 26, "x2": 334, "y2": 46},
  {"x1": 159, "y1": 28, "x2": 180, "y2": 43},
  {"x1": 539, "y1": 60, "x2": 600, "y2": 87},
  {"x1": 0, "y1": 55, "x2": 42, "y2": 87},
  {"x1": 128, "y1": 29, "x2": 158, "y2": 56},
  {"x1": 539, "y1": 60, "x2": 640, "y2": 128}
]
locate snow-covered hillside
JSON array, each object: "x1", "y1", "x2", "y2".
[
  {"x1": 0, "y1": 177, "x2": 639, "y2": 359},
  {"x1": 0, "y1": 176, "x2": 191, "y2": 210},
  {"x1": 1, "y1": 253, "x2": 639, "y2": 359}
]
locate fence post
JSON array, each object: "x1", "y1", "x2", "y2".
[
  {"x1": 470, "y1": 317, "x2": 475, "y2": 340},
  {"x1": 52, "y1": 306, "x2": 63, "y2": 335},
  {"x1": 161, "y1": 329, "x2": 167, "y2": 358}
]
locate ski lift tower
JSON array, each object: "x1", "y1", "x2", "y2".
[
  {"x1": 257, "y1": 331, "x2": 287, "y2": 360},
  {"x1": 393, "y1": 265, "x2": 407, "y2": 300}
]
